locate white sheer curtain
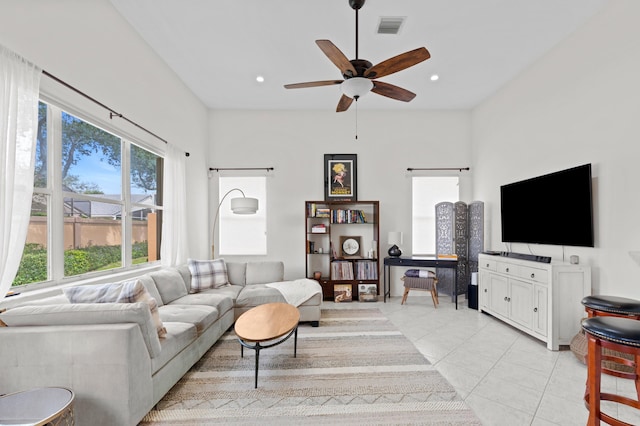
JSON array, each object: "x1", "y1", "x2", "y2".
[
  {"x1": 0, "y1": 46, "x2": 41, "y2": 300},
  {"x1": 160, "y1": 144, "x2": 188, "y2": 266}
]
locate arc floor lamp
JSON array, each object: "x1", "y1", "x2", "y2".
[{"x1": 211, "y1": 188, "x2": 259, "y2": 258}]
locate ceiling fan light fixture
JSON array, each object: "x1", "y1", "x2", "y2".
[{"x1": 341, "y1": 77, "x2": 373, "y2": 99}]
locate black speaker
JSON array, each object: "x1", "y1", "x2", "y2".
[{"x1": 467, "y1": 284, "x2": 478, "y2": 310}]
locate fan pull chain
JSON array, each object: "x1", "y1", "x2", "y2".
[{"x1": 355, "y1": 99, "x2": 358, "y2": 140}]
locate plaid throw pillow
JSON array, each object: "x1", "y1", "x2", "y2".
[
  {"x1": 63, "y1": 279, "x2": 166, "y2": 337},
  {"x1": 117, "y1": 279, "x2": 166, "y2": 337},
  {"x1": 63, "y1": 282, "x2": 124, "y2": 303},
  {"x1": 188, "y1": 258, "x2": 229, "y2": 292}
]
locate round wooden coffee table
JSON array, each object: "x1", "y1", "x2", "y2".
[
  {"x1": 0, "y1": 387, "x2": 74, "y2": 425},
  {"x1": 234, "y1": 302, "x2": 300, "y2": 388}
]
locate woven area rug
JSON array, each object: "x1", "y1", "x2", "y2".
[{"x1": 140, "y1": 308, "x2": 481, "y2": 425}]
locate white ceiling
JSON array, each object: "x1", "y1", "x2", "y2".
[{"x1": 109, "y1": 0, "x2": 609, "y2": 111}]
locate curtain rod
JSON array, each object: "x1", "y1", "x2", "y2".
[
  {"x1": 42, "y1": 70, "x2": 189, "y2": 157},
  {"x1": 407, "y1": 167, "x2": 470, "y2": 172},
  {"x1": 209, "y1": 167, "x2": 274, "y2": 172}
]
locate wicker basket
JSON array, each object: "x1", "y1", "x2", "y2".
[{"x1": 570, "y1": 328, "x2": 634, "y2": 374}]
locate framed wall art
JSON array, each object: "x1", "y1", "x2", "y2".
[{"x1": 324, "y1": 154, "x2": 357, "y2": 201}]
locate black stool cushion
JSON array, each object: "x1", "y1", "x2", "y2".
[
  {"x1": 582, "y1": 317, "x2": 640, "y2": 348},
  {"x1": 582, "y1": 295, "x2": 640, "y2": 315}
]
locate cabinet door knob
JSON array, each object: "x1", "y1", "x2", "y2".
[
  {"x1": 484, "y1": 289, "x2": 488, "y2": 292},
  {"x1": 534, "y1": 307, "x2": 538, "y2": 312},
  {"x1": 506, "y1": 268, "x2": 510, "y2": 272},
  {"x1": 531, "y1": 273, "x2": 535, "y2": 279},
  {"x1": 486, "y1": 263, "x2": 490, "y2": 267},
  {"x1": 507, "y1": 297, "x2": 511, "y2": 302},
  {"x1": 504, "y1": 296, "x2": 508, "y2": 301}
]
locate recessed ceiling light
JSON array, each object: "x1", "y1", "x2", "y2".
[
  {"x1": 430, "y1": 74, "x2": 439, "y2": 81},
  {"x1": 256, "y1": 75, "x2": 265, "y2": 83}
]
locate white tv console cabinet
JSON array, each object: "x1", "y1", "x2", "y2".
[{"x1": 478, "y1": 253, "x2": 591, "y2": 350}]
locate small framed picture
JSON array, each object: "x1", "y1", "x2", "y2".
[
  {"x1": 334, "y1": 284, "x2": 352, "y2": 303},
  {"x1": 339, "y1": 236, "x2": 361, "y2": 258},
  {"x1": 324, "y1": 154, "x2": 357, "y2": 201},
  {"x1": 358, "y1": 283, "x2": 378, "y2": 302}
]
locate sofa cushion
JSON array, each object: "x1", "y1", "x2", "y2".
[
  {"x1": 149, "y1": 269, "x2": 188, "y2": 304},
  {"x1": 175, "y1": 264, "x2": 192, "y2": 293},
  {"x1": 170, "y1": 293, "x2": 234, "y2": 316},
  {"x1": 151, "y1": 322, "x2": 197, "y2": 374},
  {"x1": 63, "y1": 280, "x2": 166, "y2": 337},
  {"x1": 226, "y1": 262, "x2": 246, "y2": 286},
  {"x1": 20, "y1": 294, "x2": 70, "y2": 305},
  {"x1": 188, "y1": 258, "x2": 229, "y2": 292},
  {"x1": 246, "y1": 261, "x2": 284, "y2": 285},
  {"x1": 0, "y1": 302, "x2": 162, "y2": 358},
  {"x1": 203, "y1": 285, "x2": 243, "y2": 304},
  {"x1": 137, "y1": 274, "x2": 164, "y2": 307},
  {"x1": 158, "y1": 305, "x2": 219, "y2": 334},
  {"x1": 235, "y1": 284, "x2": 286, "y2": 308}
]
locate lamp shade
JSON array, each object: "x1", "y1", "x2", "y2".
[
  {"x1": 341, "y1": 77, "x2": 373, "y2": 99},
  {"x1": 230, "y1": 197, "x2": 258, "y2": 214},
  {"x1": 212, "y1": 188, "x2": 259, "y2": 258},
  {"x1": 388, "y1": 231, "x2": 403, "y2": 245}
]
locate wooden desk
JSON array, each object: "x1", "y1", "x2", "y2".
[{"x1": 383, "y1": 256, "x2": 460, "y2": 309}]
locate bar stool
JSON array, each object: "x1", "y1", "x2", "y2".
[
  {"x1": 580, "y1": 296, "x2": 640, "y2": 395},
  {"x1": 582, "y1": 295, "x2": 640, "y2": 320},
  {"x1": 582, "y1": 316, "x2": 640, "y2": 426}
]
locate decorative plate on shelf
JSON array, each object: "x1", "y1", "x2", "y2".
[{"x1": 340, "y1": 236, "x2": 361, "y2": 257}]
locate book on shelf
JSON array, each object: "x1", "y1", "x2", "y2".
[
  {"x1": 316, "y1": 208, "x2": 330, "y2": 218},
  {"x1": 331, "y1": 209, "x2": 367, "y2": 224},
  {"x1": 311, "y1": 224, "x2": 327, "y2": 233},
  {"x1": 307, "y1": 203, "x2": 331, "y2": 218}
]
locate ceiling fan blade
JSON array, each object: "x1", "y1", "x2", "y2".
[
  {"x1": 336, "y1": 94, "x2": 354, "y2": 112},
  {"x1": 371, "y1": 81, "x2": 416, "y2": 102},
  {"x1": 316, "y1": 40, "x2": 357, "y2": 77},
  {"x1": 364, "y1": 47, "x2": 431, "y2": 79},
  {"x1": 284, "y1": 80, "x2": 343, "y2": 89}
]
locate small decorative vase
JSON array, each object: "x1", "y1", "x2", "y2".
[{"x1": 388, "y1": 245, "x2": 402, "y2": 257}]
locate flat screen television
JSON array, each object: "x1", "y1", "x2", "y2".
[{"x1": 500, "y1": 163, "x2": 594, "y2": 247}]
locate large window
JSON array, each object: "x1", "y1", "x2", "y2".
[
  {"x1": 412, "y1": 176, "x2": 459, "y2": 254},
  {"x1": 218, "y1": 176, "x2": 267, "y2": 255},
  {"x1": 12, "y1": 101, "x2": 163, "y2": 288}
]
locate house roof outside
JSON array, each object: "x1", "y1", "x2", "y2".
[{"x1": 63, "y1": 194, "x2": 156, "y2": 219}]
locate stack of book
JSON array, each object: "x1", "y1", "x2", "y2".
[
  {"x1": 311, "y1": 224, "x2": 327, "y2": 233},
  {"x1": 307, "y1": 203, "x2": 330, "y2": 218}
]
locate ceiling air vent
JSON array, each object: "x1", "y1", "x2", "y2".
[{"x1": 377, "y1": 16, "x2": 405, "y2": 35}]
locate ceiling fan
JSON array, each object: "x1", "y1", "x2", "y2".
[{"x1": 284, "y1": 0, "x2": 431, "y2": 112}]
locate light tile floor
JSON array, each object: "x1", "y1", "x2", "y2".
[{"x1": 327, "y1": 294, "x2": 640, "y2": 425}]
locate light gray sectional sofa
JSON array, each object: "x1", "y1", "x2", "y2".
[{"x1": 0, "y1": 260, "x2": 322, "y2": 426}]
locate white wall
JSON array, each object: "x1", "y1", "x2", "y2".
[
  {"x1": 209, "y1": 109, "x2": 472, "y2": 293},
  {"x1": 472, "y1": 0, "x2": 640, "y2": 296},
  {"x1": 0, "y1": 0, "x2": 210, "y2": 259}
]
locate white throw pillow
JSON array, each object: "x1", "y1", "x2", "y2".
[{"x1": 188, "y1": 258, "x2": 229, "y2": 292}]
